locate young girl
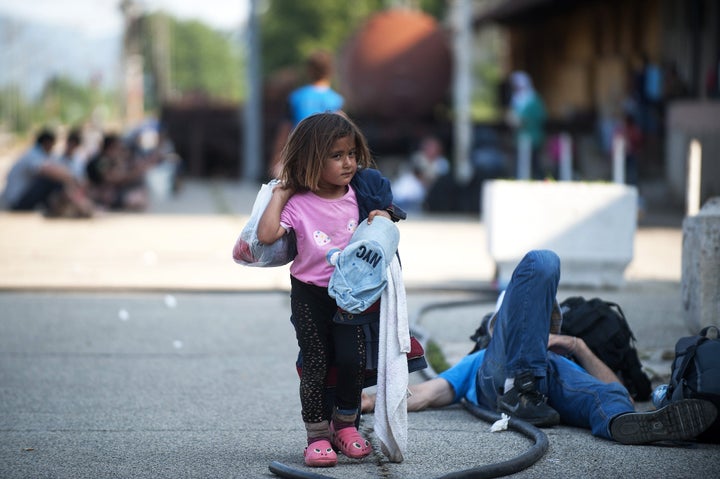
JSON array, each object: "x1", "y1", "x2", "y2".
[{"x1": 257, "y1": 113, "x2": 402, "y2": 467}]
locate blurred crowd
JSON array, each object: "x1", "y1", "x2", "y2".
[
  {"x1": 391, "y1": 55, "x2": 697, "y2": 215},
  {"x1": 1, "y1": 122, "x2": 181, "y2": 218}
]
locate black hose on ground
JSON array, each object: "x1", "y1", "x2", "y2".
[
  {"x1": 434, "y1": 400, "x2": 548, "y2": 479},
  {"x1": 270, "y1": 405, "x2": 548, "y2": 479},
  {"x1": 270, "y1": 294, "x2": 549, "y2": 479},
  {"x1": 414, "y1": 295, "x2": 549, "y2": 479},
  {"x1": 269, "y1": 461, "x2": 337, "y2": 479}
]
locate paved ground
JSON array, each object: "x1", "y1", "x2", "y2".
[{"x1": 1, "y1": 178, "x2": 718, "y2": 478}]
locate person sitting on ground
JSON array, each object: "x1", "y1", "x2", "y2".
[
  {"x1": 391, "y1": 165, "x2": 426, "y2": 213},
  {"x1": 413, "y1": 136, "x2": 455, "y2": 212},
  {"x1": 2, "y1": 129, "x2": 93, "y2": 217},
  {"x1": 363, "y1": 249, "x2": 718, "y2": 445},
  {"x1": 85, "y1": 133, "x2": 151, "y2": 211},
  {"x1": 57, "y1": 129, "x2": 89, "y2": 182},
  {"x1": 411, "y1": 135, "x2": 450, "y2": 191}
]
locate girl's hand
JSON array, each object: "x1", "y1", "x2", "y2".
[
  {"x1": 272, "y1": 182, "x2": 294, "y2": 198},
  {"x1": 367, "y1": 209, "x2": 391, "y2": 223}
]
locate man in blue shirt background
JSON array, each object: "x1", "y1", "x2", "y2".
[{"x1": 270, "y1": 50, "x2": 345, "y2": 177}]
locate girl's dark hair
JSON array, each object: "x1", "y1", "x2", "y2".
[{"x1": 279, "y1": 113, "x2": 374, "y2": 192}]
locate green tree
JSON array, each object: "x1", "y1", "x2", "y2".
[
  {"x1": 146, "y1": 14, "x2": 243, "y2": 105},
  {"x1": 0, "y1": 84, "x2": 34, "y2": 133},
  {"x1": 40, "y1": 76, "x2": 93, "y2": 126}
]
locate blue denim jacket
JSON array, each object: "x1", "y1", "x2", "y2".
[
  {"x1": 327, "y1": 169, "x2": 405, "y2": 313},
  {"x1": 328, "y1": 216, "x2": 400, "y2": 313}
]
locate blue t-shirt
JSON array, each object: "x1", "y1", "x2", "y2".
[
  {"x1": 439, "y1": 349, "x2": 585, "y2": 406},
  {"x1": 2, "y1": 145, "x2": 50, "y2": 206},
  {"x1": 279, "y1": 185, "x2": 358, "y2": 287},
  {"x1": 438, "y1": 350, "x2": 487, "y2": 406},
  {"x1": 288, "y1": 85, "x2": 344, "y2": 126}
]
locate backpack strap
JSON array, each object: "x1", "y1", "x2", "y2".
[
  {"x1": 700, "y1": 325, "x2": 719, "y2": 339},
  {"x1": 603, "y1": 300, "x2": 637, "y2": 342}
]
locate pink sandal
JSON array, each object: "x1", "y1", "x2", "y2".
[
  {"x1": 304, "y1": 439, "x2": 337, "y2": 467},
  {"x1": 331, "y1": 424, "x2": 372, "y2": 459}
]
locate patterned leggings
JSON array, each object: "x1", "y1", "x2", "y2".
[{"x1": 290, "y1": 276, "x2": 366, "y2": 423}]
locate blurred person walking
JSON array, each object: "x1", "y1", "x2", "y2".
[
  {"x1": 270, "y1": 50, "x2": 345, "y2": 178},
  {"x1": 507, "y1": 71, "x2": 547, "y2": 180}
]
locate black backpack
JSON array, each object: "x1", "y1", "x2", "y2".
[
  {"x1": 559, "y1": 297, "x2": 652, "y2": 401},
  {"x1": 469, "y1": 312, "x2": 495, "y2": 355},
  {"x1": 662, "y1": 326, "x2": 720, "y2": 443}
]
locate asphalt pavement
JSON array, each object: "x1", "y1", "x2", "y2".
[{"x1": 0, "y1": 179, "x2": 717, "y2": 479}]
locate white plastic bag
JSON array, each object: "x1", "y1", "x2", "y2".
[
  {"x1": 490, "y1": 413, "x2": 510, "y2": 432},
  {"x1": 232, "y1": 180, "x2": 297, "y2": 267}
]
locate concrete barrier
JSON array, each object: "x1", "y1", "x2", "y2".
[
  {"x1": 682, "y1": 197, "x2": 720, "y2": 332},
  {"x1": 483, "y1": 180, "x2": 637, "y2": 288}
]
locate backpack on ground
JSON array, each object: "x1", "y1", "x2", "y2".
[
  {"x1": 559, "y1": 296, "x2": 652, "y2": 401},
  {"x1": 468, "y1": 312, "x2": 494, "y2": 355},
  {"x1": 661, "y1": 325, "x2": 720, "y2": 443}
]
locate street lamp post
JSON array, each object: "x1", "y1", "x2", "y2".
[{"x1": 242, "y1": 0, "x2": 262, "y2": 182}]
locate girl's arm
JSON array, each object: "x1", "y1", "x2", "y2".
[{"x1": 257, "y1": 186, "x2": 293, "y2": 244}]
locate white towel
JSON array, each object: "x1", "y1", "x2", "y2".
[{"x1": 374, "y1": 255, "x2": 410, "y2": 462}]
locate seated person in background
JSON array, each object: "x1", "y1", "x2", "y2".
[
  {"x1": 391, "y1": 165, "x2": 426, "y2": 213},
  {"x1": 149, "y1": 127, "x2": 183, "y2": 194},
  {"x1": 57, "y1": 129, "x2": 89, "y2": 182},
  {"x1": 412, "y1": 135, "x2": 455, "y2": 212},
  {"x1": 85, "y1": 133, "x2": 152, "y2": 211},
  {"x1": 2, "y1": 129, "x2": 93, "y2": 217},
  {"x1": 411, "y1": 135, "x2": 450, "y2": 190},
  {"x1": 363, "y1": 250, "x2": 718, "y2": 445},
  {"x1": 129, "y1": 125, "x2": 182, "y2": 196}
]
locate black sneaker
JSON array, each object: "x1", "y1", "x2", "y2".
[
  {"x1": 610, "y1": 398, "x2": 717, "y2": 445},
  {"x1": 497, "y1": 371, "x2": 560, "y2": 427}
]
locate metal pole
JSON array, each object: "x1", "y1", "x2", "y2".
[
  {"x1": 452, "y1": 0, "x2": 473, "y2": 184},
  {"x1": 242, "y1": 0, "x2": 262, "y2": 181},
  {"x1": 559, "y1": 132, "x2": 572, "y2": 181},
  {"x1": 686, "y1": 139, "x2": 702, "y2": 216},
  {"x1": 612, "y1": 134, "x2": 625, "y2": 184},
  {"x1": 517, "y1": 134, "x2": 531, "y2": 180}
]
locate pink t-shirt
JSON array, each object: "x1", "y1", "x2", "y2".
[{"x1": 280, "y1": 186, "x2": 359, "y2": 286}]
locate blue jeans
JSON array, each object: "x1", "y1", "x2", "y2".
[{"x1": 476, "y1": 250, "x2": 634, "y2": 439}]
